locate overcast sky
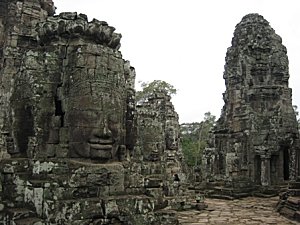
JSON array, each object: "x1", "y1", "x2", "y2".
[{"x1": 55, "y1": 0, "x2": 300, "y2": 123}]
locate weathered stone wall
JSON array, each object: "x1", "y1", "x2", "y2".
[
  {"x1": 203, "y1": 14, "x2": 300, "y2": 188},
  {"x1": 0, "y1": 0, "x2": 54, "y2": 158}
]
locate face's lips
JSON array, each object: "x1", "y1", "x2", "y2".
[
  {"x1": 89, "y1": 138, "x2": 113, "y2": 144},
  {"x1": 151, "y1": 152, "x2": 160, "y2": 160},
  {"x1": 89, "y1": 144, "x2": 113, "y2": 150},
  {"x1": 167, "y1": 156, "x2": 176, "y2": 161},
  {"x1": 89, "y1": 138, "x2": 114, "y2": 150},
  {"x1": 151, "y1": 150, "x2": 159, "y2": 154}
]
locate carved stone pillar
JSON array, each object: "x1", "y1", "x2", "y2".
[{"x1": 261, "y1": 155, "x2": 271, "y2": 186}]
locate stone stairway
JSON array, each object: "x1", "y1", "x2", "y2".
[
  {"x1": 195, "y1": 178, "x2": 256, "y2": 200},
  {"x1": 276, "y1": 180, "x2": 300, "y2": 222}
]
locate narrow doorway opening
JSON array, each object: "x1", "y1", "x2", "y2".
[
  {"x1": 283, "y1": 147, "x2": 290, "y2": 180},
  {"x1": 254, "y1": 155, "x2": 261, "y2": 184},
  {"x1": 54, "y1": 96, "x2": 64, "y2": 127}
]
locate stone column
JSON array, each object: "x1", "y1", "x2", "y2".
[
  {"x1": 290, "y1": 146, "x2": 296, "y2": 181},
  {"x1": 261, "y1": 155, "x2": 271, "y2": 186}
]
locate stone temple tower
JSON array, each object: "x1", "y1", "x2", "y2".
[{"x1": 203, "y1": 14, "x2": 300, "y2": 188}]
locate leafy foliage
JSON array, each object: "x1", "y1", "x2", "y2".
[
  {"x1": 180, "y1": 122, "x2": 201, "y2": 166},
  {"x1": 293, "y1": 105, "x2": 299, "y2": 117},
  {"x1": 294, "y1": 105, "x2": 300, "y2": 131},
  {"x1": 136, "y1": 80, "x2": 177, "y2": 104},
  {"x1": 180, "y1": 112, "x2": 216, "y2": 167}
]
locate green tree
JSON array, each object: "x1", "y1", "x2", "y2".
[
  {"x1": 136, "y1": 80, "x2": 177, "y2": 104},
  {"x1": 180, "y1": 112, "x2": 216, "y2": 167},
  {"x1": 180, "y1": 122, "x2": 201, "y2": 166},
  {"x1": 294, "y1": 105, "x2": 300, "y2": 131},
  {"x1": 293, "y1": 105, "x2": 299, "y2": 117}
]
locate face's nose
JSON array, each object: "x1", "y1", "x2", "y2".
[
  {"x1": 102, "y1": 119, "x2": 112, "y2": 138},
  {"x1": 152, "y1": 143, "x2": 160, "y2": 153},
  {"x1": 92, "y1": 118, "x2": 112, "y2": 138}
]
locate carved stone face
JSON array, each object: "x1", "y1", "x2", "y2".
[
  {"x1": 140, "y1": 120, "x2": 164, "y2": 162},
  {"x1": 166, "y1": 125, "x2": 178, "y2": 150},
  {"x1": 65, "y1": 95, "x2": 124, "y2": 161},
  {"x1": 63, "y1": 54, "x2": 126, "y2": 161},
  {"x1": 143, "y1": 142, "x2": 160, "y2": 161},
  {"x1": 165, "y1": 150, "x2": 176, "y2": 163}
]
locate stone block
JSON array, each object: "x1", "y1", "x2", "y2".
[
  {"x1": 68, "y1": 161, "x2": 125, "y2": 195},
  {"x1": 45, "y1": 144, "x2": 56, "y2": 158},
  {"x1": 45, "y1": 198, "x2": 104, "y2": 222},
  {"x1": 47, "y1": 129, "x2": 59, "y2": 144},
  {"x1": 55, "y1": 144, "x2": 69, "y2": 158}
]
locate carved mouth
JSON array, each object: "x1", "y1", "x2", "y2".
[
  {"x1": 89, "y1": 138, "x2": 114, "y2": 150},
  {"x1": 89, "y1": 144, "x2": 113, "y2": 150},
  {"x1": 167, "y1": 157, "x2": 175, "y2": 162},
  {"x1": 150, "y1": 152, "x2": 159, "y2": 161}
]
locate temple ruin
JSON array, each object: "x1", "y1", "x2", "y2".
[
  {"x1": 0, "y1": 0, "x2": 300, "y2": 224},
  {"x1": 202, "y1": 14, "x2": 300, "y2": 196}
]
